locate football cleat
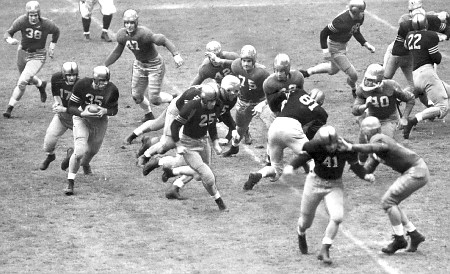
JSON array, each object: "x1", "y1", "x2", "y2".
[
  {"x1": 406, "y1": 230, "x2": 425, "y2": 252},
  {"x1": 124, "y1": 132, "x2": 138, "y2": 145},
  {"x1": 403, "y1": 117, "x2": 418, "y2": 139},
  {"x1": 142, "y1": 157, "x2": 160, "y2": 176},
  {"x1": 39, "y1": 153, "x2": 56, "y2": 170},
  {"x1": 381, "y1": 235, "x2": 407, "y2": 254},
  {"x1": 141, "y1": 112, "x2": 155, "y2": 122},
  {"x1": 244, "y1": 130, "x2": 253, "y2": 145},
  {"x1": 38, "y1": 81, "x2": 47, "y2": 103},
  {"x1": 100, "y1": 31, "x2": 112, "y2": 42},
  {"x1": 64, "y1": 180, "x2": 74, "y2": 196},
  {"x1": 215, "y1": 197, "x2": 228, "y2": 211},
  {"x1": 165, "y1": 185, "x2": 187, "y2": 200},
  {"x1": 222, "y1": 145, "x2": 239, "y2": 157},
  {"x1": 61, "y1": 147, "x2": 74, "y2": 171},
  {"x1": 298, "y1": 233, "x2": 308, "y2": 254},
  {"x1": 243, "y1": 172, "x2": 262, "y2": 190},
  {"x1": 162, "y1": 167, "x2": 175, "y2": 182},
  {"x1": 3, "y1": 106, "x2": 13, "y2": 118},
  {"x1": 299, "y1": 69, "x2": 310, "y2": 78},
  {"x1": 136, "y1": 136, "x2": 151, "y2": 158},
  {"x1": 317, "y1": 244, "x2": 332, "y2": 264},
  {"x1": 84, "y1": 33, "x2": 91, "y2": 40}
]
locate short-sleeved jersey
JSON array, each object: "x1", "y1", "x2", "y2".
[
  {"x1": 353, "y1": 80, "x2": 415, "y2": 120},
  {"x1": 366, "y1": 133, "x2": 421, "y2": 173},
  {"x1": 392, "y1": 14, "x2": 448, "y2": 56},
  {"x1": 176, "y1": 98, "x2": 221, "y2": 140},
  {"x1": 263, "y1": 70, "x2": 305, "y2": 113},
  {"x1": 51, "y1": 72, "x2": 78, "y2": 108},
  {"x1": 195, "y1": 51, "x2": 239, "y2": 84},
  {"x1": 278, "y1": 88, "x2": 328, "y2": 126},
  {"x1": 304, "y1": 141, "x2": 359, "y2": 180},
  {"x1": 7, "y1": 15, "x2": 60, "y2": 50},
  {"x1": 231, "y1": 58, "x2": 270, "y2": 103},
  {"x1": 69, "y1": 77, "x2": 119, "y2": 111},
  {"x1": 115, "y1": 26, "x2": 161, "y2": 61},
  {"x1": 326, "y1": 10, "x2": 365, "y2": 44},
  {"x1": 406, "y1": 30, "x2": 441, "y2": 70}
]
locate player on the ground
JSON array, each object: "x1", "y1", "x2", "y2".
[
  {"x1": 62, "y1": 66, "x2": 119, "y2": 195},
  {"x1": 403, "y1": 12, "x2": 449, "y2": 139},
  {"x1": 299, "y1": 0, "x2": 375, "y2": 98},
  {"x1": 104, "y1": 9, "x2": 184, "y2": 122},
  {"x1": 79, "y1": 0, "x2": 116, "y2": 42},
  {"x1": 340, "y1": 116, "x2": 428, "y2": 254},
  {"x1": 40, "y1": 62, "x2": 79, "y2": 170},
  {"x1": 283, "y1": 126, "x2": 373, "y2": 264},
  {"x1": 3, "y1": 1, "x2": 60, "y2": 118},
  {"x1": 222, "y1": 45, "x2": 271, "y2": 157}
]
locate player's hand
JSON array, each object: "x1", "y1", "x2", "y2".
[
  {"x1": 52, "y1": 104, "x2": 67, "y2": 114},
  {"x1": 437, "y1": 33, "x2": 448, "y2": 42},
  {"x1": 364, "y1": 173, "x2": 375, "y2": 183},
  {"x1": 283, "y1": 165, "x2": 294, "y2": 175},
  {"x1": 212, "y1": 139, "x2": 222, "y2": 155},
  {"x1": 322, "y1": 48, "x2": 332, "y2": 61},
  {"x1": 364, "y1": 42, "x2": 375, "y2": 53},
  {"x1": 173, "y1": 54, "x2": 184, "y2": 68},
  {"x1": 176, "y1": 145, "x2": 187, "y2": 155},
  {"x1": 252, "y1": 101, "x2": 265, "y2": 117},
  {"x1": 398, "y1": 117, "x2": 408, "y2": 130},
  {"x1": 365, "y1": 96, "x2": 373, "y2": 106},
  {"x1": 48, "y1": 42, "x2": 56, "y2": 58},
  {"x1": 337, "y1": 137, "x2": 352, "y2": 151},
  {"x1": 6, "y1": 37, "x2": 19, "y2": 45}
]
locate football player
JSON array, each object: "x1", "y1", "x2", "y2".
[
  {"x1": 403, "y1": 13, "x2": 449, "y2": 139},
  {"x1": 63, "y1": 66, "x2": 119, "y2": 195},
  {"x1": 283, "y1": 126, "x2": 373, "y2": 265},
  {"x1": 300, "y1": 0, "x2": 375, "y2": 98},
  {"x1": 340, "y1": 116, "x2": 428, "y2": 254},
  {"x1": 79, "y1": 0, "x2": 116, "y2": 42},
  {"x1": 162, "y1": 84, "x2": 227, "y2": 210},
  {"x1": 3, "y1": 1, "x2": 60, "y2": 118},
  {"x1": 222, "y1": 45, "x2": 271, "y2": 157},
  {"x1": 39, "y1": 62, "x2": 80, "y2": 170},
  {"x1": 104, "y1": 9, "x2": 184, "y2": 122},
  {"x1": 352, "y1": 63, "x2": 415, "y2": 161},
  {"x1": 383, "y1": 2, "x2": 450, "y2": 104},
  {"x1": 191, "y1": 41, "x2": 239, "y2": 85},
  {"x1": 243, "y1": 54, "x2": 328, "y2": 189}
]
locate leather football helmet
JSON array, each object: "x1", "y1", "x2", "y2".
[
  {"x1": 123, "y1": 9, "x2": 139, "y2": 33},
  {"x1": 273, "y1": 53, "x2": 291, "y2": 74},
  {"x1": 411, "y1": 12, "x2": 428, "y2": 30},
  {"x1": 26, "y1": 1, "x2": 40, "y2": 24},
  {"x1": 206, "y1": 41, "x2": 222, "y2": 56},
  {"x1": 361, "y1": 63, "x2": 384, "y2": 92},
  {"x1": 92, "y1": 66, "x2": 110, "y2": 90},
  {"x1": 316, "y1": 125, "x2": 338, "y2": 152},
  {"x1": 220, "y1": 75, "x2": 240, "y2": 100},
  {"x1": 200, "y1": 82, "x2": 218, "y2": 108},
  {"x1": 408, "y1": 0, "x2": 422, "y2": 12},
  {"x1": 349, "y1": 0, "x2": 366, "y2": 19},
  {"x1": 240, "y1": 45, "x2": 257, "y2": 63},
  {"x1": 61, "y1": 62, "x2": 79, "y2": 85},
  {"x1": 360, "y1": 116, "x2": 381, "y2": 139},
  {"x1": 310, "y1": 88, "x2": 325, "y2": 106}
]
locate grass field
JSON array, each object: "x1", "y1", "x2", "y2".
[{"x1": 1, "y1": 0, "x2": 450, "y2": 273}]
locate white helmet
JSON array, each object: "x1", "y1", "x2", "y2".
[
  {"x1": 206, "y1": 41, "x2": 222, "y2": 55},
  {"x1": 348, "y1": 0, "x2": 366, "y2": 19},
  {"x1": 123, "y1": 9, "x2": 139, "y2": 33},
  {"x1": 26, "y1": 1, "x2": 40, "y2": 24},
  {"x1": 408, "y1": 0, "x2": 422, "y2": 12},
  {"x1": 360, "y1": 116, "x2": 381, "y2": 139},
  {"x1": 310, "y1": 88, "x2": 325, "y2": 106},
  {"x1": 220, "y1": 75, "x2": 240, "y2": 100},
  {"x1": 240, "y1": 45, "x2": 257, "y2": 63},
  {"x1": 92, "y1": 66, "x2": 110, "y2": 90},
  {"x1": 361, "y1": 63, "x2": 384, "y2": 92}
]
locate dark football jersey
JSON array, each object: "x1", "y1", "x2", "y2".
[
  {"x1": 231, "y1": 58, "x2": 270, "y2": 103},
  {"x1": 51, "y1": 72, "x2": 77, "y2": 108},
  {"x1": 7, "y1": 15, "x2": 59, "y2": 50},
  {"x1": 263, "y1": 70, "x2": 305, "y2": 113},
  {"x1": 69, "y1": 77, "x2": 119, "y2": 111},
  {"x1": 323, "y1": 10, "x2": 365, "y2": 45},
  {"x1": 278, "y1": 88, "x2": 328, "y2": 126},
  {"x1": 115, "y1": 26, "x2": 162, "y2": 61},
  {"x1": 392, "y1": 14, "x2": 448, "y2": 56},
  {"x1": 176, "y1": 98, "x2": 221, "y2": 140},
  {"x1": 304, "y1": 141, "x2": 359, "y2": 180},
  {"x1": 406, "y1": 30, "x2": 441, "y2": 70}
]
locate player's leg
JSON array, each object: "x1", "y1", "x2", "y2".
[
  {"x1": 147, "y1": 56, "x2": 174, "y2": 105},
  {"x1": 333, "y1": 53, "x2": 358, "y2": 97},
  {"x1": 66, "y1": 117, "x2": 89, "y2": 195},
  {"x1": 79, "y1": 0, "x2": 94, "y2": 40},
  {"x1": 40, "y1": 115, "x2": 68, "y2": 170},
  {"x1": 124, "y1": 107, "x2": 167, "y2": 144},
  {"x1": 223, "y1": 99, "x2": 252, "y2": 157},
  {"x1": 80, "y1": 119, "x2": 108, "y2": 174},
  {"x1": 98, "y1": 0, "x2": 116, "y2": 42}
]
